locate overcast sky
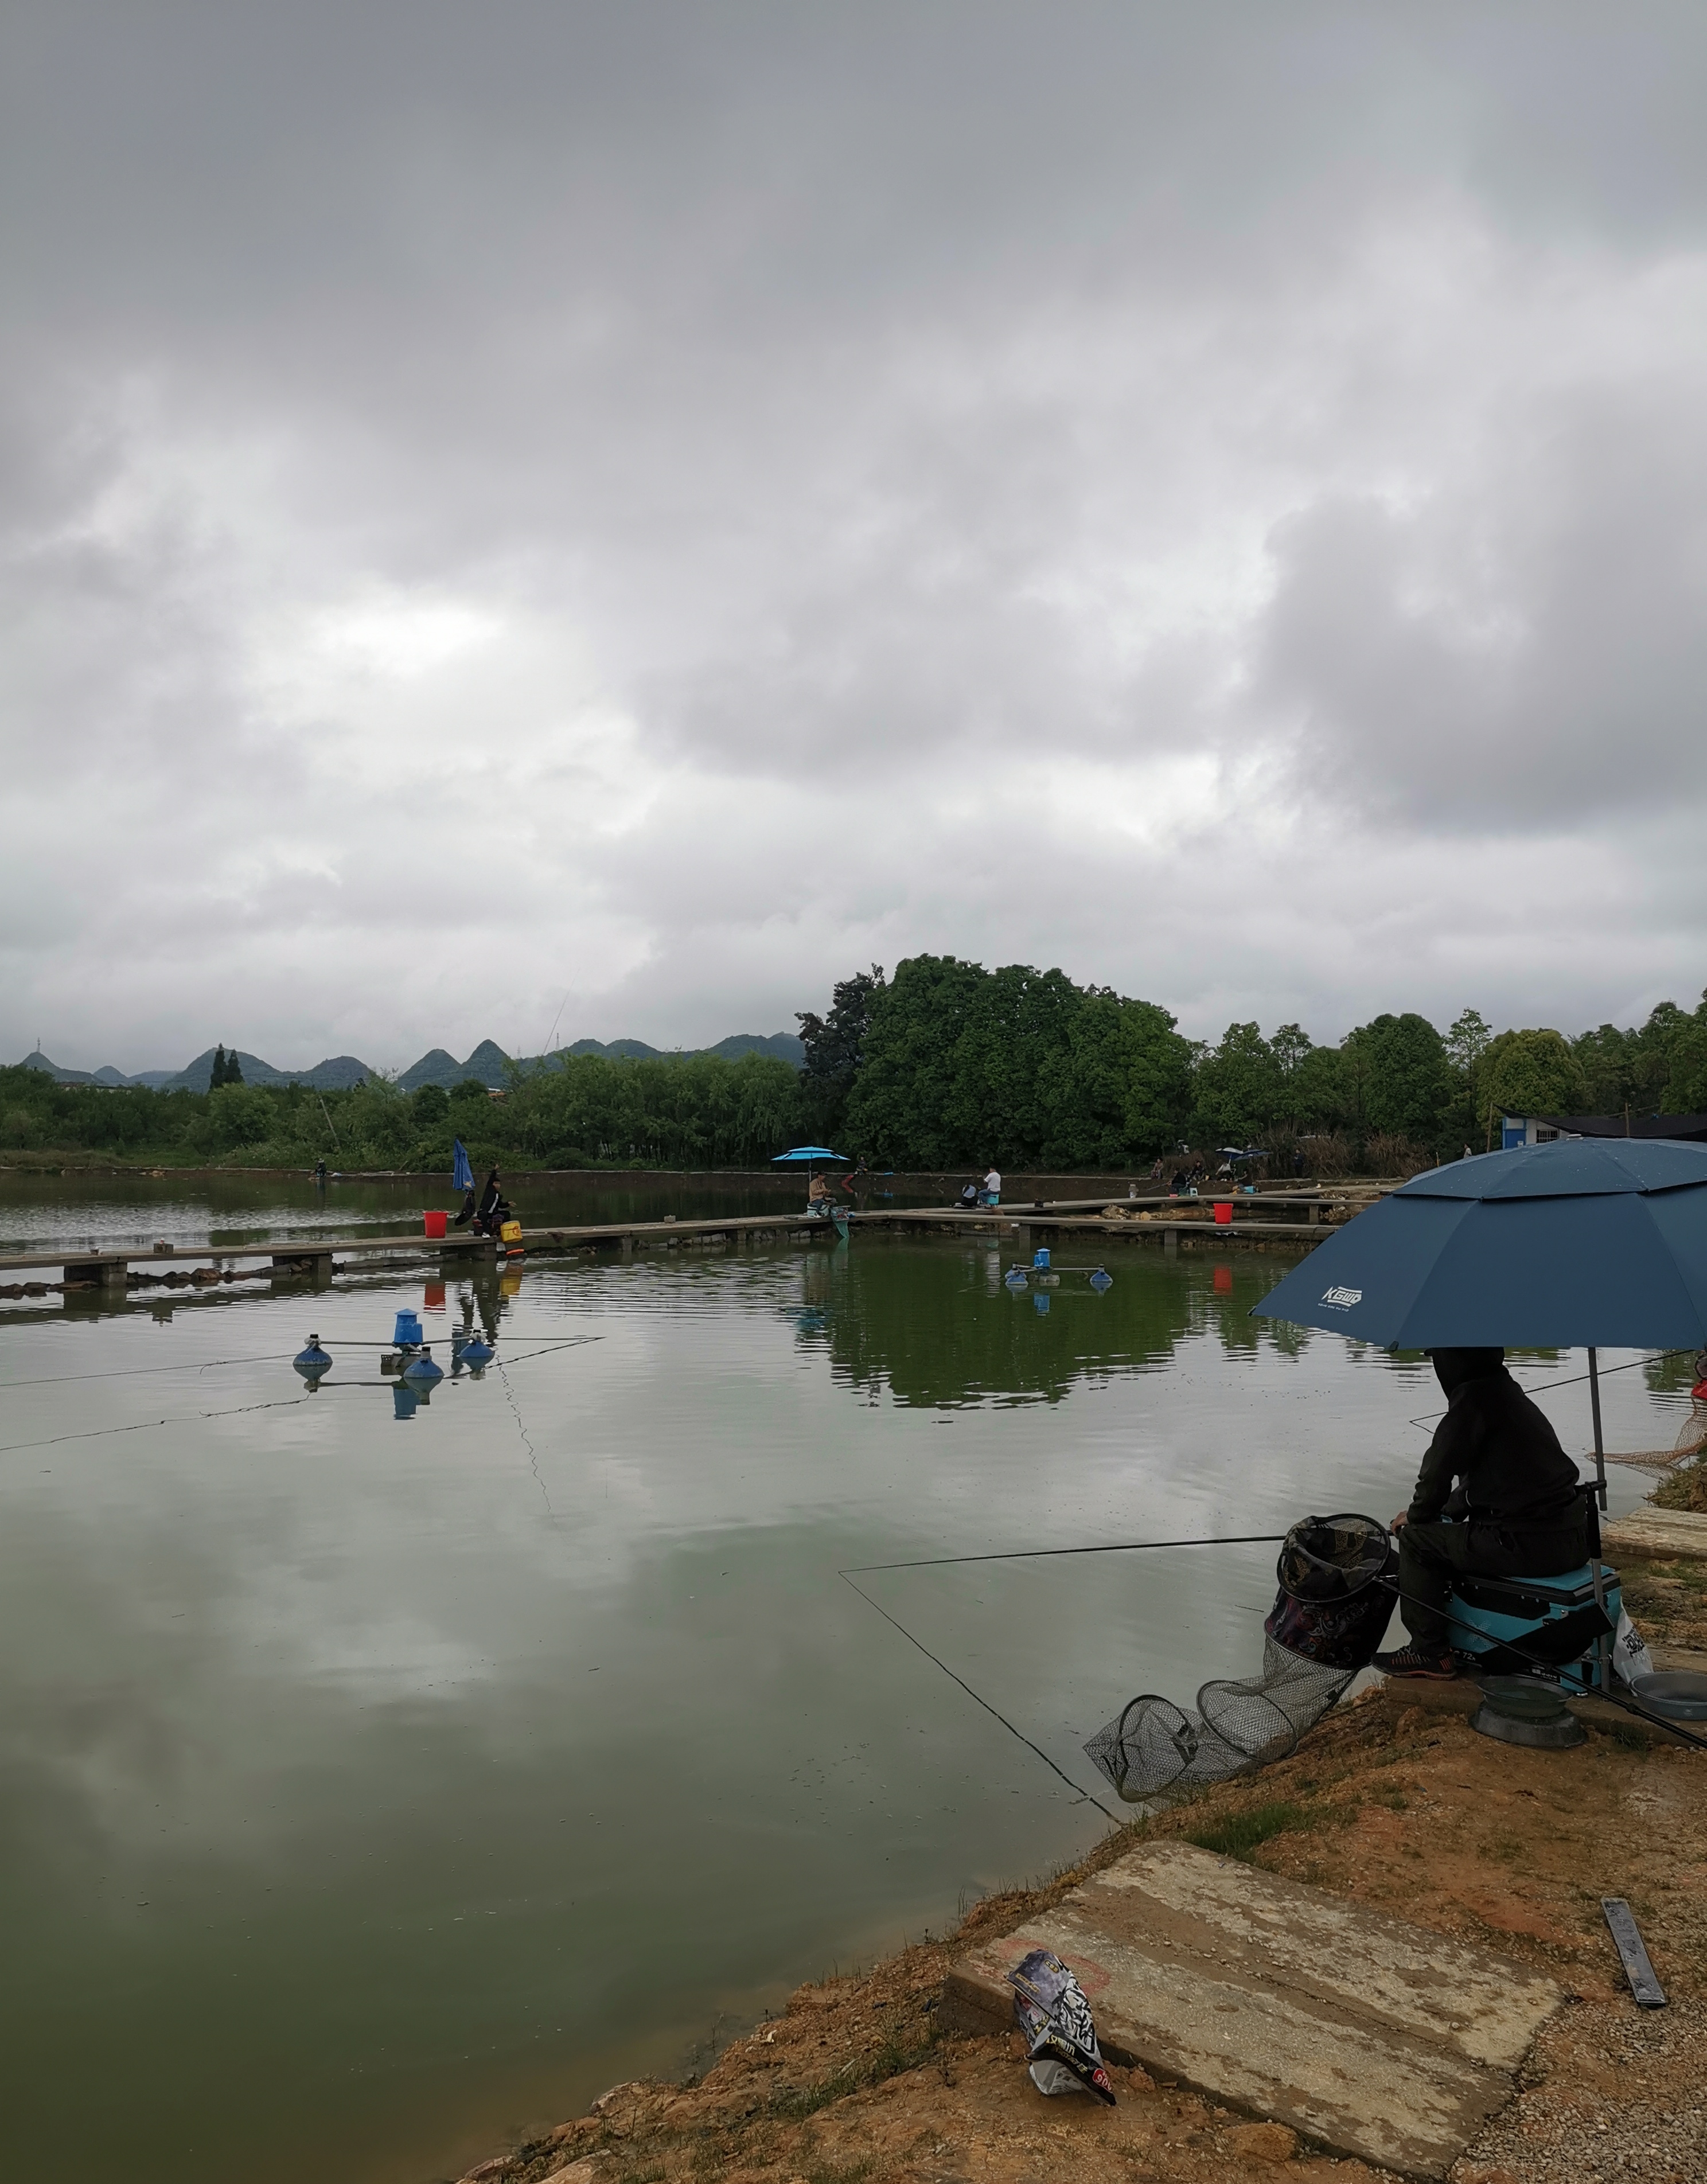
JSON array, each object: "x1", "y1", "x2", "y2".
[{"x1": 3, "y1": 2, "x2": 1704, "y2": 1073}]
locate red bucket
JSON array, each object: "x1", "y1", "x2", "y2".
[
  {"x1": 1213, "y1": 1202, "x2": 1233, "y2": 1226},
  {"x1": 423, "y1": 1209, "x2": 447, "y2": 1239}
]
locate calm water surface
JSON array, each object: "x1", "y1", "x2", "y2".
[{"x1": 0, "y1": 1180, "x2": 1677, "y2": 2182}]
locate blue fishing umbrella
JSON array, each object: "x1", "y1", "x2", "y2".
[
  {"x1": 452, "y1": 1137, "x2": 474, "y2": 1192},
  {"x1": 770, "y1": 1146, "x2": 849, "y2": 1162},
  {"x1": 1253, "y1": 1138, "x2": 1707, "y2": 1674},
  {"x1": 1252, "y1": 1140, "x2": 1707, "y2": 1352}
]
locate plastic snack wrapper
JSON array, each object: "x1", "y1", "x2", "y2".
[{"x1": 1007, "y1": 1947, "x2": 1117, "y2": 2104}]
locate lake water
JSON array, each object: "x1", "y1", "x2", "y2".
[{"x1": 0, "y1": 1178, "x2": 1675, "y2": 2183}]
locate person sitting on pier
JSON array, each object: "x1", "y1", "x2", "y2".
[
  {"x1": 470, "y1": 1166, "x2": 512, "y2": 1235},
  {"x1": 1374, "y1": 1347, "x2": 1587, "y2": 1680},
  {"x1": 807, "y1": 1172, "x2": 835, "y2": 1216},
  {"x1": 979, "y1": 1164, "x2": 1001, "y2": 1207},
  {"x1": 956, "y1": 1178, "x2": 980, "y2": 1208}
]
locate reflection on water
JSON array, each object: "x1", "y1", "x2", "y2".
[
  {"x1": 0, "y1": 1193, "x2": 1679, "y2": 2184},
  {"x1": 802, "y1": 1235, "x2": 1308, "y2": 1407}
]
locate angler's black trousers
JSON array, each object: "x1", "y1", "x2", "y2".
[{"x1": 1397, "y1": 1517, "x2": 1589, "y2": 1652}]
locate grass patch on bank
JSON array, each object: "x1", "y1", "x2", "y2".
[
  {"x1": 767, "y1": 2013, "x2": 941, "y2": 2121},
  {"x1": 1653, "y1": 1455, "x2": 1707, "y2": 1513},
  {"x1": 1183, "y1": 1800, "x2": 1316, "y2": 1862}
]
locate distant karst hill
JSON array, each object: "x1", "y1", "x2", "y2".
[
  {"x1": 18, "y1": 1047, "x2": 381, "y2": 1091},
  {"x1": 399, "y1": 1032, "x2": 803, "y2": 1086},
  {"x1": 17, "y1": 1029, "x2": 805, "y2": 1091}
]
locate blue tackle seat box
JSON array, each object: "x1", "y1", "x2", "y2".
[{"x1": 1447, "y1": 1562, "x2": 1620, "y2": 1694}]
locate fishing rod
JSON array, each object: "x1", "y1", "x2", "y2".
[{"x1": 843, "y1": 1532, "x2": 1287, "y2": 1575}]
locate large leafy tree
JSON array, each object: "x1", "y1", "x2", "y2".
[
  {"x1": 1659, "y1": 992, "x2": 1707, "y2": 1114},
  {"x1": 1572, "y1": 1023, "x2": 1637, "y2": 1114},
  {"x1": 1343, "y1": 1013, "x2": 1453, "y2": 1144},
  {"x1": 844, "y1": 954, "x2": 1192, "y2": 1166},
  {"x1": 796, "y1": 967, "x2": 885, "y2": 1143},
  {"x1": 1191, "y1": 1023, "x2": 1280, "y2": 1144},
  {"x1": 1289, "y1": 1043, "x2": 1350, "y2": 1132},
  {"x1": 1483, "y1": 1028, "x2": 1590, "y2": 1125}
]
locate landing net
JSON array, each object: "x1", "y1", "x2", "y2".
[{"x1": 1084, "y1": 1513, "x2": 1395, "y2": 1804}]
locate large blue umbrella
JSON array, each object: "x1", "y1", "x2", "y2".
[
  {"x1": 1253, "y1": 1138, "x2": 1707, "y2": 1680},
  {"x1": 1253, "y1": 1139, "x2": 1707, "y2": 1352}
]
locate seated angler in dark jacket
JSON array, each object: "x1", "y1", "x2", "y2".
[{"x1": 1374, "y1": 1347, "x2": 1587, "y2": 1680}]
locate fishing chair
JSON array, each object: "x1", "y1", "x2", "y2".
[{"x1": 1443, "y1": 1484, "x2": 1619, "y2": 1695}]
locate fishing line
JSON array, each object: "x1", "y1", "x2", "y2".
[
  {"x1": 839, "y1": 1571, "x2": 1117, "y2": 1820},
  {"x1": 485, "y1": 1337, "x2": 604, "y2": 1365},
  {"x1": 0, "y1": 1335, "x2": 600, "y2": 1391},
  {"x1": 495, "y1": 1354, "x2": 555, "y2": 1520},
  {"x1": 0, "y1": 1352, "x2": 296, "y2": 1390},
  {"x1": 0, "y1": 1393, "x2": 315, "y2": 1456}
]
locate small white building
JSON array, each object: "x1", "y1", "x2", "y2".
[
  {"x1": 1499, "y1": 1114, "x2": 1577, "y2": 1149},
  {"x1": 1501, "y1": 1111, "x2": 1707, "y2": 1148}
]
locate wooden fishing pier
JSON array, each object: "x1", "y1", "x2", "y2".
[{"x1": 0, "y1": 1188, "x2": 1369, "y2": 1301}]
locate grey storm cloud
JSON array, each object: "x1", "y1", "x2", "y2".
[{"x1": 2, "y1": 2, "x2": 1705, "y2": 1070}]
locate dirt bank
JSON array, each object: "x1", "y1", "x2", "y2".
[{"x1": 453, "y1": 1549, "x2": 1705, "y2": 2184}]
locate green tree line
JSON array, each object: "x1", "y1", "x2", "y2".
[
  {"x1": 6, "y1": 963, "x2": 1707, "y2": 1172},
  {"x1": 0, "y1": 1048, "x2": 805, "y2": 1172}
]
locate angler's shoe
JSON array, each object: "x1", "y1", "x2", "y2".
[{"x1": 1373, "y1": 1644, "x2": 1457, "y2": 1681}]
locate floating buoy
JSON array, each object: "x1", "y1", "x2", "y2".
[
  {"x1": 1089, "y1": 1268, "x2": 1113, "y2": 1292},
  {"x1": 403, "y1": 1347, "x2": 443, "y2": 1387},
  {"x1": 1004, "y1": 1268, "x2": 1029, "y2": 1289},
  {"x1": 455, "y1": 1332, "x2": 494, "y2": 1370},
  {"x1": 293, "y1": 1333, "x2": 332, "y2": 1381}
]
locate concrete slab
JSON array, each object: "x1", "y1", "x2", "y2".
[
  {"x1": 1604, "y1": 1507, "x2": 1707, "y2": 1561},
  {"x1": 944, "y1": 1840, "x2": 1558, "y2": 2180}
]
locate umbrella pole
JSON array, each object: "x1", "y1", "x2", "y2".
[{"x1": 1588, "y1": 1347, "x2": 1612, "y2": 1692}]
